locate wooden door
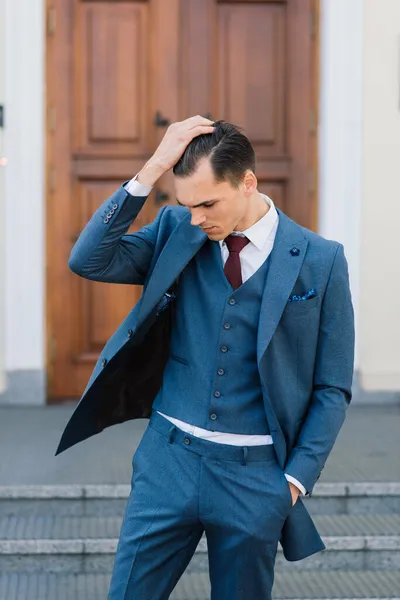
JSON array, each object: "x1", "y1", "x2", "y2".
[{"x1": 46, "y1": 0, "x2": 319, "y2": 401}]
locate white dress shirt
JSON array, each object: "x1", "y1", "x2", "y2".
[{"x1": 124, "y1": 175, "x2": 307, "y2": 496}]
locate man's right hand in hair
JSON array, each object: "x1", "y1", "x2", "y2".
[{"x1": 137, "y1": 115, "x2": 215, "y2": 187}]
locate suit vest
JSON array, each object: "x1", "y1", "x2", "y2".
[{"x1": 152, "y1": 237, "x2": 271, "y2": 434}]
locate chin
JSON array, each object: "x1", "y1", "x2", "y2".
[
  {"x1": 209, "y1": 230, "x2": 223, "y2": 240},
  {"x1": 202, "y1": 226, "x2": 225, "y2": 240}
]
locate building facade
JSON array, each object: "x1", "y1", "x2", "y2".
[{"x1": 0, "y1": 0, "x2": 399, "y2": 405}]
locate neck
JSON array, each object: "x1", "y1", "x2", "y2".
[{"x1": 234, "y1": 190, "x2": 270, "y2": 231}]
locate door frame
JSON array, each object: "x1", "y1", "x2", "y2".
[{"x1": 46, "y1": 0, "x2": 75, "y2": 403}]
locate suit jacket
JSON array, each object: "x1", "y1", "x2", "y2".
[{"x1": 55, "y1": 182, "x2": 355, "y2": 561}]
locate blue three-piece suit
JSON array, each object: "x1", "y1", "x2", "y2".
[{"x1": 56, "y1": 181, "x2": 355, "y2": 599}]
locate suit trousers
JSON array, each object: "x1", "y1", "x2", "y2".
[{"x1": 107, "y1": 409, "x2": 294, "y2": 600}]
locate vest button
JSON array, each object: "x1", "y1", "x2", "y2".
[
  {"x1": 217, "y1": 368, "x2": 224, "y2": 375},
  {"x1": 184, "y1": 437, "x2": 191, "y2": 445},
  {"x1": 228, "y1": 298, "x2": 236, "y2": 305},
  {"x1": 210, "y1": 413, "x2": 217, "y2": 420},
  {"x1": 214, "y1": 391, "x2": 221, "y2": 398},
  {"x1": 220, "y1": 345, "x2": 228, "y2": 353},
  {"x1": 223, "y1": 323, "x2": 231, "y2": 329}
]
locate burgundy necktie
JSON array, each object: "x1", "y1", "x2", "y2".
[{"x1": 223, "y1": 234, "x2": 250, "y2": 290}]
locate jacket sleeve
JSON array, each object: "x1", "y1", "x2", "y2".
[
  {"x1": 284, "y1": 243, "x2": 355, "y2": 496},
  {"x1": 68, "y1": 182, "x2": 167, "y2": 285}
]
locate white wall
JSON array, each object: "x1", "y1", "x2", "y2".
[
  {"x1": 0, "y1": 0, "x2": 6, "y2": 393},
  {"x1": 2, "y1": 0, "x2": 45, "y2": 402},
  {"x1": 4, "y1": 0, "x2": 45, "y2": 371},
  {"x1": 358, "y1": 0, "x2": 400, "y2": 390},
  {"x1": 318, "y1": 0, "x2": 363, "y2": 371}
]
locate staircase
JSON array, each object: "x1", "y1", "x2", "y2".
[{"x1": 1, "y1": 482, "x2": 400, "y2": 599}]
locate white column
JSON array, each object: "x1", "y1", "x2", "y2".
[
  {"x1": 2, "y1": 0, "x2": 45, "y2": 403},
  {"x1": 318, "y1": 0, "x2": 363, "y2": 371},
  {"x1": 0, "y1": 0, "x2": 5, "y2": 394},
  {"x1": 358, "y1": 0, "x2": 400, "y2": 390}
]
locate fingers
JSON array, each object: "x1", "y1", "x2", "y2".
[
  {"x1": 175, "y1": 115, "x2": 215, "y2": 130},
  {"x1": 170, "y1": 118, "x2": 215, "y2": 143},
  {"x1": 191, "y1": 125, "x2": 216, "y2": 134},
  {"x1": 183, "y1": 125, "x2": 215, "y2": 145},
  {"x1": 188, "y1": 114, "x2": 215, "y2": 126}
]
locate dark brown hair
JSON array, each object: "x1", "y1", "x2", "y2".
[{"x1": 173, "y1": 120, "x2": 256, "y2": 189}]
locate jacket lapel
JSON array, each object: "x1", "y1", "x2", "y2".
[
  {"x1": 256, "y1": 208, "x2": 308, "y2": 367},
  {"x1": 137, "y1": 206, "x2": 308, "y2": 363},
  {"x1": 137, "y1": 211, "x2": 207, "y2": 327}
]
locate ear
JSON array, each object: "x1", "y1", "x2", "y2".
[{"x1": 243, "y1": 170, "x2": 257, "y2": 195}]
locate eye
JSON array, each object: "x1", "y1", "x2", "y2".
[{"x1": 205, "y1": 203, "x2": 214, "y2": 208}]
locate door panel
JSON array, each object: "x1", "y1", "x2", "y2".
[
  {"x1": 178, "y1": 0, "x2": 314, "y2": 220},
  {"x1": 77, "y1": 182, "x2": 148, "y2": 346},
  {"x1": 74, "y1": 1, "x2": 150, "y2": 155},
  {"x1": 46, "y1": 0, "x2": 318, "y2": 400},
  {"x1": 216, "y1": 2, "x2": 286, "y2": 152}
]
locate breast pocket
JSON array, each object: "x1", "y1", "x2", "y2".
[{"x1": 283, "y1": 294, "x2": 320, "y2": 317}]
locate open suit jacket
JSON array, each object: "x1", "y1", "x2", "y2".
[{"x1": 55, "y1": 182, "x2": 355, "y2": 562}]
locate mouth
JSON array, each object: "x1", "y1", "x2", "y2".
[{"x1": 202, "y1": 226, "x2": 216, "y2": 232}]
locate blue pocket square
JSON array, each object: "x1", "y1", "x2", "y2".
[{"x1": 288, "y1": 288, "x2": 317, "y2": 302}]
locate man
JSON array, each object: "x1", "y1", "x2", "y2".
[{"x1": 56, "y1": 116, "x2": 355, "y2": 599}]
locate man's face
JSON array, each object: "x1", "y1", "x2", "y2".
[{"x1": 173, "y1": 157, "x2": 250, "y2": 241}]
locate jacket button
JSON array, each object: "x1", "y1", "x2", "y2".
[
  {"x1": 290, "y1": 247, "x2": 300, "y2": 256},
  {"x1": 104, "y1": 218, "x2": 109, "y2": 224},
  {"x1": 113, "y1": 204, "x2": 118, "y2": 210},
  {"x1": 214, "y1": 391, "x2": 221, "y2": 398},
  {"x1": 210, "y1": 413, "x2": 217, "y2": 420},
  {"x1": 128, "y1": 329, "x2": 133, "y2": 337},
  {"x1": 223, "y1": 323, "x2": 231, "y2": 329},
  {"x1": 217, "y1": 368, "x2": 224, "y2": 375},
  {"x1": 184, "y1": 437, "x2": 191, "y2": 445},
  {"x1": 101, "y1": 358, "x2": 107, "y2": 367},
  {"x1": 220, "y1": 345, "x2": 228, "y2": 352},
  {"x1": 228, "y1": 298, "x2": 236, "y2": 305}
]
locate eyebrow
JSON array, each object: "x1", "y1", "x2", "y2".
[{"x1": 176, "y1": 198, "x2": 218, "y2": 208}]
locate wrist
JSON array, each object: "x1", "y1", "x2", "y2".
[{"x1": 137, "y1": 160, "x2": 166, "y2": 187}]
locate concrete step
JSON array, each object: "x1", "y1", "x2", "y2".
[
  {"x1": 1, "y1": 514, "x2": 400, "y2": 540},
  {"x1": 1, "y1": 483, "x2": 400, "y2": 517},
  {"x1": 0, "y1": 515, "x2": 400, "y2": 572},
  {"x1": 0, "y1": 570, "x2": 400, "y2": 600}
]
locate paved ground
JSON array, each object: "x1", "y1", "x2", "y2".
[
  {"x1": 0, "y1": 403, "x2": 399, "y2": 485},
  {"x1": 1, "y1": 403, "x2": 400, "y2": 599}
]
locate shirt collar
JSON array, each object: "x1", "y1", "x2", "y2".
[{"x1": 219, "y1": 193, "x2": 278, "y2": 251}]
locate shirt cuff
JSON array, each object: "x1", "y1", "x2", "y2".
[
  {"x1": 124, "y1": 174, "x2": 153, "y2": 197},
  {"x1": 284, "y1": 473, "x2": 307, "y2": 496}
]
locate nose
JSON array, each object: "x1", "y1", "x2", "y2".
[{"x1": 190, "y1": 214, "x2": 206, "y2": 228}]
